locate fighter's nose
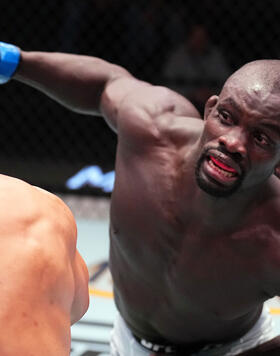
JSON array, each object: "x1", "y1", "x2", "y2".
[{"x1": 218, "y1": 131, "x2": 247, "y2": 160}]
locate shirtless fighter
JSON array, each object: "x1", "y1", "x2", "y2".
[
  {"x1": 0, "y1": 45, "x2": 89, "y2": 355},
  {"x1": 1, "y1": 41, "x2": 280, "y2": 355},
  {"x1": 0, "y1": 177, "x2": 89, "y2": 355}
]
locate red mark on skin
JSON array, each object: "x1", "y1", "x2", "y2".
[{"x1": 210, "y1": 156, "x2": 237, "y2": 173}]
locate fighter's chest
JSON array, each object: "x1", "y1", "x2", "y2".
[{"x1": 161, "y1": 222, "x2": 277, "y2": 315}]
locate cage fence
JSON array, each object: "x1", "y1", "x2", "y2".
[{"x1": 0, "y1": 0, "x2": 280, "y2": 194}]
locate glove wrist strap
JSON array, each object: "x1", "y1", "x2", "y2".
[{"x1": 0, "y1": 42, "x2": 20, "y2": 84}]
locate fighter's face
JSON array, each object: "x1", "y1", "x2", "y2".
[{"x1": 196, "y1": 86, "x2": 280, "y2": 198}]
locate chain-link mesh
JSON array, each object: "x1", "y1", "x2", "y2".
[{"x1": 0, "y1": 0, "x2": 280, "y2": 194}]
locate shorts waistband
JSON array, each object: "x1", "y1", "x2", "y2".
[
  {"x1": 132, "y1": 334, "x2": 214, "y2": 354},
  {"x1": 126, "y1": 305, "x2": 276, "y2": 355},
  {"x1": 133, "y1": 335, "x2": 176, "y2": 353}
]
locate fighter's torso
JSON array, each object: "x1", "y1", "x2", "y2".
[{"x1": 109, "y1": 113, "x2": 280, "y2": 344}]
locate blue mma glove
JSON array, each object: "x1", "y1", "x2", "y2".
[{"x1": 0, "y1": 42, "x2": 20, "y2": 84}]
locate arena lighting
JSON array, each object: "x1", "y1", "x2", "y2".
[{"x1": 66, "y1": 165, "x2": 115, "y2": 192}]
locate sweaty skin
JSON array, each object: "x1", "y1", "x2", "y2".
[
  {"x1": 12, "y1": 53, "x2": 280, "y2": 347},
  {"x1": 0, "y1": 175, "x2": 89, "y2": 355}
]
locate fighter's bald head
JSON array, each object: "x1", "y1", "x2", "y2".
[
  {"x1": 222, "y1": 60, "x2": 280, "y2": 95},
  {"x1": 204, "y1": 59, "x2": 280, "y2": 126}
]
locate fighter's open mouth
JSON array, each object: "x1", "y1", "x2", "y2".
[{"x1": 208, "y1": 156, "x2": 238, "y2": 178}]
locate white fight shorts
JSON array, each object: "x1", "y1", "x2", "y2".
[{"x1": 110, "y1": 305, "x2": 277, "y2": 356}]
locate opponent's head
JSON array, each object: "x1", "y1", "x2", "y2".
[{"x1": 195, "y1": 60, "x2": 280, "y2": 198}]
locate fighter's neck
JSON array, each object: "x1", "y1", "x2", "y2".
[{"x1": 190, "y1": 180, "x2": 272, "y2": 231}]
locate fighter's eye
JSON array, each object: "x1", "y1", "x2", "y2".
[
  {"x1": 218, "y1": 110, "x2": 233, "y2": 125},
  {"x1": 253, "y1": 131, "x2": 270, "y2": 147}
]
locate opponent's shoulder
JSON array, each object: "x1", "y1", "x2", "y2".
[
  {"x1": 0, "y1": 174, "x2": 76, "y2": 251},
  {"x1": 0, "y1": 175, "x2": 88, "y2": 347}
]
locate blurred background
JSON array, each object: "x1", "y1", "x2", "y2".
[{"x1": 0, "y1": 0, "x2": 280, "y2": 196}]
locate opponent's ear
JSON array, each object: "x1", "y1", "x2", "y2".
[{"x1": 204, "y1": 95, "x2": 219, "y2": 121}]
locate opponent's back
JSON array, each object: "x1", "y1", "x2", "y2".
[{"x1": 0, "y1": 174, "x2": 89, "y2": 356}]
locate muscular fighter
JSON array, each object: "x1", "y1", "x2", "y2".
[
  {"x1": 0, "y1": 111, "x2": 89, "y2": 354},
  {"x1": 2, "y1": 41, "x2": 280, "y2": 355},
  {"x1": 0, "y1": 175, "x2": 89, "y2": 355}
]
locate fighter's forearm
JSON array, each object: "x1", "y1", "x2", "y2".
[{"x1": 13, "y1": 50, "x2": 131, "y2": 116}]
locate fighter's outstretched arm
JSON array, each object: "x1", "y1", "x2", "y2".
[
  {"x1": 14, "y1": 49, "x2": 133, "y2": 117},
  {"x1": 1, "y1": 42, "x2": 200, "y2": 136}
]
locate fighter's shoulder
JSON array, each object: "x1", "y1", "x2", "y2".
[
  {"x1": 0, "y1": 174, "x2": 76, "y2": 250},
  {"x1": 102, "y1": 76, "x2": 201, "y2": 136},
  {"x1": 153, "y1": 99, "x2": 203, "y2": 139},
  {"x1": 119, "y1": 81, "x2": 201, "y2": 121}
]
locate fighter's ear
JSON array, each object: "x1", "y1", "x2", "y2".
[
  {"x1": 204, "y1": 95, "x2": 219, "y2": 121},
  {"x1": 274, "y1": 162, "x2": 280, "y2": 179}
]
